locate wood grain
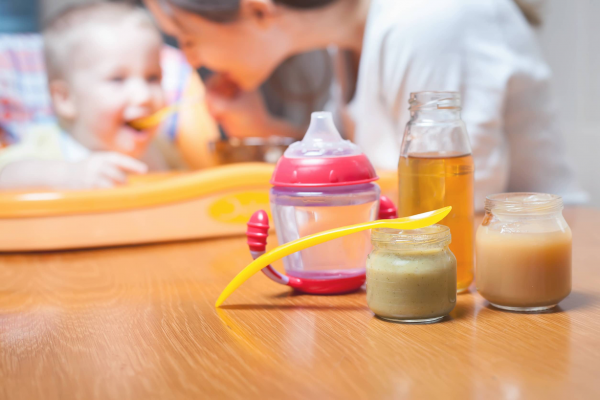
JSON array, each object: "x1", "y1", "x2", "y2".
[{"x1": 0, "y1": 207, "x2": 599, "y2": 399}]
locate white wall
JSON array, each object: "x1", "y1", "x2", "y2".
[{"x1": 536, "y1": 0, "x2": 600, "y2": 206}]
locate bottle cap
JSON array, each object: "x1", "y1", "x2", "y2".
[{"x1": 270, "y1": 112, "x2": 378, "y2": 187}]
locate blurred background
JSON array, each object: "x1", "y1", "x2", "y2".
[
  {"x1": 1, "y1": 0, "x2": 599, "y2": 204},
  {"x1": 537, "y1": 0, "x2": 600, "y2": 207}
]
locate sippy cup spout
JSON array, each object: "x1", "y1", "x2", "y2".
[
  {"x1": 282, "y1": 111, "x2": 364, "y2": 159},
  {"x1": 304, "y1": 112, "x2": 343, "y2": 143}
]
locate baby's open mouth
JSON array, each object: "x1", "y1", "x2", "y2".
[
  {"x1": 126, "y1": 107, "x2": 169, "y2": 131},
  {"x1": 125, "y1": 123, "x2": 148, "y2": 134},
  {"x1": 122, "y1": 121, "x2": 152, "y2": 141}
]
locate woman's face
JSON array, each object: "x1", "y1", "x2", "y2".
[{"x1": 146, "y1": 0, "x2": 289, "y2": 90}]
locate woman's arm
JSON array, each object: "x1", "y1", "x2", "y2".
[{"x1": 0, "y1": 154, "x2": 147, "y2": 190}]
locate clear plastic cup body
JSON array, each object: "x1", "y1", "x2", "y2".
[{"x1": 270, "y1": 183, "x2": 380, "y2": 279}]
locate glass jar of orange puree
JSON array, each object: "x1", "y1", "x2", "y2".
[{"x1": 476, "y1": 193, "x2": 572, "y2": 311}]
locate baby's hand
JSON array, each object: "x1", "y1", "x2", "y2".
[
  {"x1": 67, "y1": 152, "x2": 148, "y2": 189},
  {"x1": 0, "y1": 153, "x2": 147, "y2": 190}
]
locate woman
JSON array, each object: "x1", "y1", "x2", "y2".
[{"x1": 145, "y1": 0, "x2": 585, "y2": 208}]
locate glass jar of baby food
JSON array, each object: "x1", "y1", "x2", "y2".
[
  {"x1": 366, "y1": 225, "x2": 457, "y2": 323},
  {"x1": 476, "y1": 193, "x2": 572, "y2": 312}
]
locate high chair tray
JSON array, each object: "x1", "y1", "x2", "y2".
[
  {"x1": 0, "y1": 163, "x2": 274, "y2": 252},
  {"x1": 0, "y1": 164, "x2": 398, "y2": 252}
]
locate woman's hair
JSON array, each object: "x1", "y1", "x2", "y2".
[
  {"x1": 168, "y1": 0, "x2": 336, "y2": 23},
  {"x1": 513, "y1": 0, "x2": 541, "y2": 26},
  {"x1": 168, "y1": 0, "x2": 541, "y2": 26}
]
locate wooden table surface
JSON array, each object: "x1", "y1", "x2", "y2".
[{"x1": 0, "y1": 207, "x2": 599, "y2": 399}]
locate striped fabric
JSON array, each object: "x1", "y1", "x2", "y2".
[
  {"x1": 0, "y1": 34, "x2": 53, "y2": 144},
  {"x1": 159, "y1": 45, "x2": 193, "y2": 141}
]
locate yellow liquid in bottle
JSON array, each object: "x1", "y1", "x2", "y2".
[{"x1": 398, "y1": 153, "x2": 474, "y2": 292}]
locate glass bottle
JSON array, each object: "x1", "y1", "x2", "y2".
[
  {"x1": 476, "y1": 193, "x2": 572, "y2": 311},
  {"x1": 398, "y1": 92, "x2": 474, "y2": 293}
]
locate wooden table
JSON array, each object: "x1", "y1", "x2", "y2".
[{"x1": 1, "y1": 208, "x2": 599, "y2": 399}]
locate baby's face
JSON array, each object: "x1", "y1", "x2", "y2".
[{"x1": 67, "y1": 23, "x2": 165, "y2": 158}]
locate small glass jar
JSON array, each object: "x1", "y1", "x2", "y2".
[
  {"x1": 476, "y1": 193, "x2": 572, "y2": 312},
  {"x1": 366, "y1": 225, "x2": 457, "y2": 323}
]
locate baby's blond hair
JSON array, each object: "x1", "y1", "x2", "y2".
[{"x1": 43, "y1": 2, "x2": 160, "y2": 80}]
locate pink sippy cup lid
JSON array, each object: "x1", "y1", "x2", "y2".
[{"x1": 270, "y1": 112, "x2": 378, "y2": 187}]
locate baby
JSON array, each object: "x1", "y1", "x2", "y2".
[{"x1": 0, "y1": 3, "x2": 167, "y2": 189}]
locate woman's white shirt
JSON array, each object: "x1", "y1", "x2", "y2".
[{"x1": 352, "y1": 0, "x2": 586, "y2": 209}]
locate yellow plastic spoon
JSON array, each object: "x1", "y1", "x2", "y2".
[
  {"x1": 127, "y1": 96, "x2": 201, "y2": 130},
  {"x1": 215, "y1": 206, "x2": 452, "y2": 307},
  {"x1": 127, "y1": 105, "x2": 178, "y2": 130}
]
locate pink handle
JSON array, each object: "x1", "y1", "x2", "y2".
[
  {"x1": 378, "y1": 195, "x2": 398, "y2": 219},
  {"x1": 247, "y1": 211, "x2": 288, "y2": 285},
  {"x1": 246, "y1": 195, "x2": 396, "y2": 294},
  {"x1": 246, "y1": 210, "x2": 269, "y2": 252}
]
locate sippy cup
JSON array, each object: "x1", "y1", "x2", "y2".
[{"x1": 247, "y1": 112, "x2": 389, "y2": 294}]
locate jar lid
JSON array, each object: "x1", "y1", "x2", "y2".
[
  {"x1": 371, "y1": 224, "x2": 451, "y2": 247},
  {"x1": 485, "y1": 192, "x2": 563, "y2": 214},
  {"x1": 270, "y1": 112, "x2": 378, "y2": 187},
  {"x1": 409, "y1": 91, "x2": 461, "y2": 111}
]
